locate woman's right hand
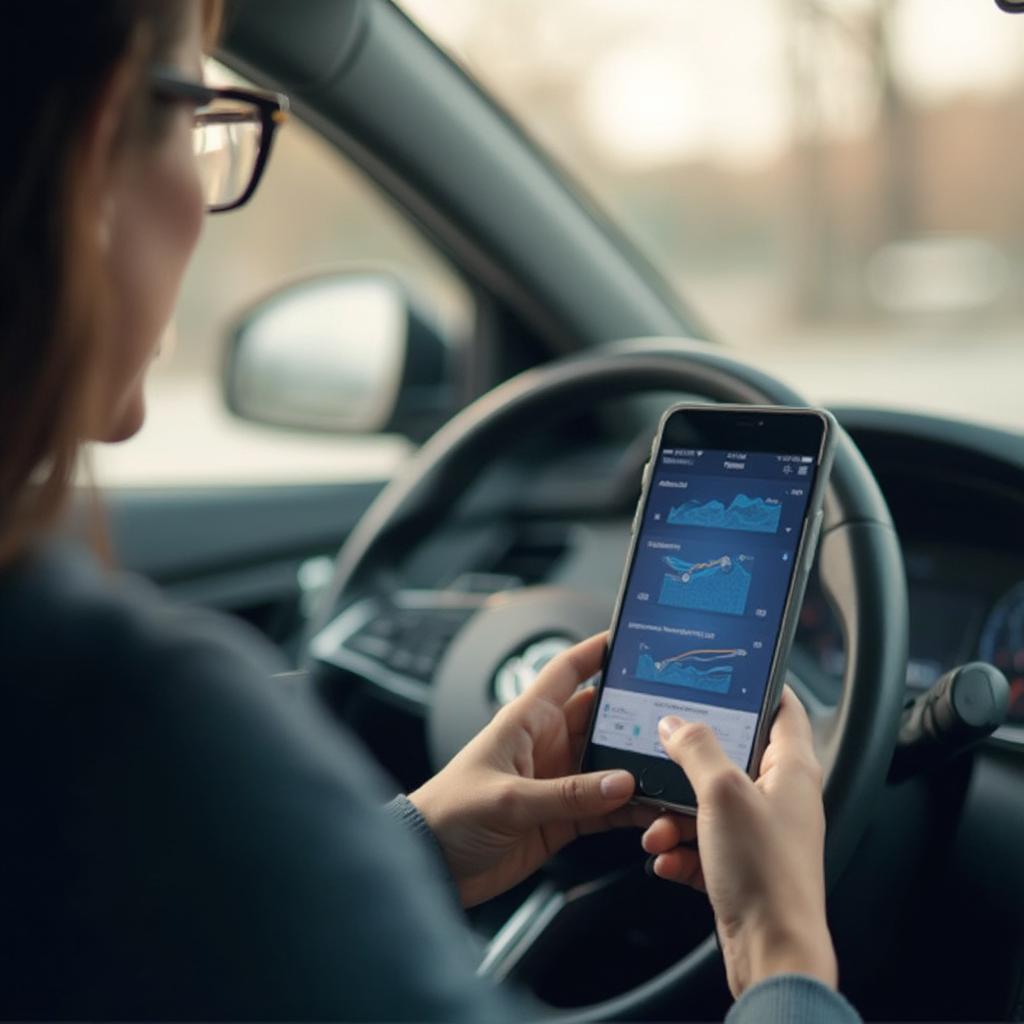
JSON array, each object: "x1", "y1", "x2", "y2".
[{"x1": 643, "y1": 686, "x2": 838, "y2": 999}]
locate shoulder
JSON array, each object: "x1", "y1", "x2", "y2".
[
  {"x1": 0, "y1": 545, "x2": 523, "y2": 1020},
  {"x1": 0, "y1": 540, "x2": 348, "y2": 793},
  {"x1": 0, "y1": 540, "x2": 287, "y2": 701},
  {"x1": 0, "y1": 540, "x2": 397, "y2": 833}
]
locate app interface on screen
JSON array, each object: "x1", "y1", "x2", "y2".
[{"x1": 592, "y1": 445, "x2": 817, "y2": 770}]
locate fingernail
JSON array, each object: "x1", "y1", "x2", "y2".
[
  {"x1": 640, "y1": 826, "x2": 655, "y2": 853},
  {"x1": 600, "y1": 770, "x2": 634, "y2": 799},
  {"x1": 659, "y1": 715, "x2": 684, "y2": 740}
]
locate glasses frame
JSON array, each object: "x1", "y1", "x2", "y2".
[{"x1": 150, "y1": 66, "x2": 289, "y2": 213}]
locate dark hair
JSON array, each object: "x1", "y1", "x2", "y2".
[{"x1": 0, "y1": 2, "x2": 222, "y2": 564}]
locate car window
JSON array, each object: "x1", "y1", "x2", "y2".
[
  {"x1": 402, "y1": 0, "x2": 1024, "y2": 431},
  {"x1": 90, "y1": 62, "x2": 473, "y2": 489}
]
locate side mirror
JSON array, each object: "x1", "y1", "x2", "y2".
[{"x1": 223, "y1": 272, "x2": 456, "y2": 441}]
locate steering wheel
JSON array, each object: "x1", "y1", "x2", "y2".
[{"x1": 308, "y1": 339, "x2": 908, "y2": 1020}]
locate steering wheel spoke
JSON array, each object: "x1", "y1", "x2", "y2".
[
  {"x1": 476, "y1": 878, "x2": 572, "y2": 983},
  {"x1": 309, "y1": 590, "x2": 484, "y2": 712}
]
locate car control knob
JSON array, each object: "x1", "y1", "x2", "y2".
[{"x1": 889, "y1": 662, "x2": 1009, "y2": 783}]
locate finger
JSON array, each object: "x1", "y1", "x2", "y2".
[
  {"x1": 518, "y1": 767, "x2": 635, "y2": 825},
  {"x1": 652, "y1": 848, "x2": 706, "y2": 891},
  {"x1": 528, "y1": 633, "x2": 608, "y2": 705},
  {"x1": 767, "y1": 686, "x2": 815, "y2": 751},
  {"x1": 565, "y1": 685, "x2": 597, "y2": 740},
  {"x1": 658, "y1": 716, "x2": 753, "y2": 806},
  {"x1": 763, "y1": 688, "x2": 825, "y2": 793},
  {"x1": 567, "y1": 688, "x2": 599, "y2": 766},
  {"x1": 641, "y1": 813, "x2": 697, "y2": 855}
]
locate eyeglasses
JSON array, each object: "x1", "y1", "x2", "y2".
[{"x1": 150, "y1": 66, "x2": 289, "y2": 213}]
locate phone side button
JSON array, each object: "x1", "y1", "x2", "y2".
[{"x1": 639, "y1": 768, "x2": 665, "y2": 798}]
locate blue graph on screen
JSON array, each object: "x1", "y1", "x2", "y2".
[
  {"x1": 658, "y1": 554, "x2": 752, "y2": 616},
  {"x1": 636, "y1": 646, "x2": 746, "y2": 694},
  {"x1": 667, "y1": 494, "x2": 781, "y2": 534}
]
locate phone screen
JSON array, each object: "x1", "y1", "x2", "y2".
[{"x1": 590, "y1": 428, "x2": 821, "y2": 776}]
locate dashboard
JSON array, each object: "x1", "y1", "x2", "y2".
[
  {"x1": 799, "y1": 541, "x2": 1024, "y2": 719},
  {"x1": 980, "y1": 579, "x2": 1024, "y2": 720}
]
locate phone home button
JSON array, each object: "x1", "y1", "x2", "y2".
[{"x1": 638, "y1": 768, "x2": 665, "y2": 798}]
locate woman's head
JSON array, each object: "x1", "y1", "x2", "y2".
[
  {"x1": 0, "y1": 2, "x2": 221, "y2": 560},
  {"x1": 98, "y1": 3, "x2": 212, "y2": 445}
]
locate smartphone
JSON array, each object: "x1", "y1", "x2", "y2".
[{"x1": 581, "y1": 404, "x2": 836, "y2": 813}]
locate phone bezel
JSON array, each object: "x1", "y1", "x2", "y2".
[{"x1": 581, "y1": 403, "x2": 836, "y2": 814}]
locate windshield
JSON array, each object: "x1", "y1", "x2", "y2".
[{"x1": 402, "y1": 0, "x2": 1024, "y2": 432}]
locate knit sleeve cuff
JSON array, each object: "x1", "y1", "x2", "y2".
[
  {"x1": 383, "y1": 794, "x2": 460, "y2": 903},
  {"x1": 726, "y1": 974, "x2": 861, "y2": 1024}
]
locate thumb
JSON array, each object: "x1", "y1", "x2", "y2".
[{"x1": 517, "y1": 769, "x2": 636, "y2": 824}]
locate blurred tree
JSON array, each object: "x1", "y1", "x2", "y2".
[
  {"x1": 872, "y1": 0, "x2": 918, "y2": 242},
  {"x1": 786, "y1": 0, "x2": 916, "y2": 321},
  {"x1": 787, "y1": 0, "x2": 834, "y2": 320}
]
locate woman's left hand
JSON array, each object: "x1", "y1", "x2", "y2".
[{"x1": 409, "y1": 633, "x2": 658, "y2": 907}]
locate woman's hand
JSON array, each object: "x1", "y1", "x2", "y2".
[
  {"x1": 409, "y1": 633, "x2": 658, "y2": 908},
  {"x1": 643, "y1": 687, "x2": 837, "y2": 998}
]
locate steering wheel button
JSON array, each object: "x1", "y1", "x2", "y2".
[
  {"x1": 389, "y1": 649, "x2": 416, "y2": 671},
  {"x1": 412, "y1": 655, "x2": 437, "y2": 679},
  {"x1": 347, "y1": 635, "x2": 391, "y2": 659},
  {"x1": 364, "y1": 617, "x2": 398, "y2": 638}
]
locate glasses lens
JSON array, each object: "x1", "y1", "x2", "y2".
[{"x1": 193, "y1": 99, "x2": 262, "y2": 210}]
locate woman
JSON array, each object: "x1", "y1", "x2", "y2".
[{"x1": 1, "y1": 2, "x2": 857, "y2": 1020}]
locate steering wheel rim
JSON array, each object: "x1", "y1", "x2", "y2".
[{"x1": 309, "y1": 338, "x2": 908, "y2": 1020}]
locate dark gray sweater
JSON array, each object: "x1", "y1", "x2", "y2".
[{"x1": 0, "y1": 543, "x2": 859, "y2": 1022}]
